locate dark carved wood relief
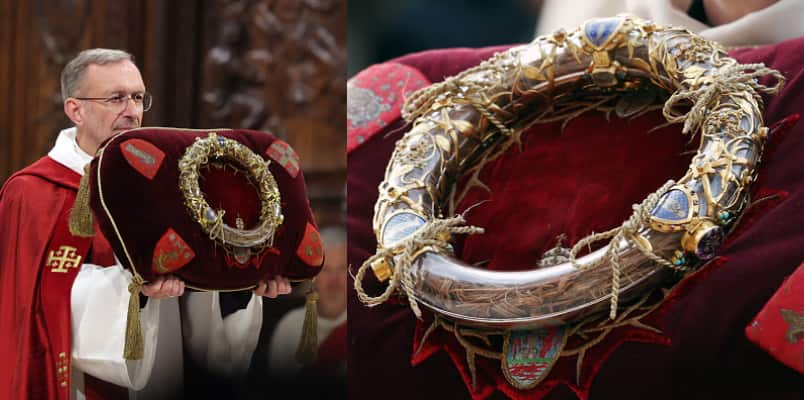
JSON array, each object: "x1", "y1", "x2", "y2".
[
  {"x1": 198, "y1": 0, "x2": 347, "y2": 227},
  {"x1": 32, "y1": 0, "x2": 91, "y2": 150},
  {"x1": 201, "y1": 0, "x2": 269, "y2": 132},
  {"x1": 1, "y1": 0, "x2": 149, "y2": 180}
]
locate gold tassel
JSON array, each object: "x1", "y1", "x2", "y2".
[
  {"x1": 294, "y1": 285, "x2": 319, "y2": 365},
  {"x1": 68, "y1": 165, "x2": 95, "y2": 237},
  {"x1": 123, "y1": 274, "x2": 145, "y2": 360}
]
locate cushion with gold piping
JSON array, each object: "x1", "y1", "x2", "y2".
[{"x1": 86, "y1": 127, "x2": 323, "y2": 290}]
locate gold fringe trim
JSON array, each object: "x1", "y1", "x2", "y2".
[
  {"x1": 68, "y1": 165, "x2": 95, "y2": 237},
  {"x1": 295, "y1": 286, "x2": 319, "y2": 365},
  {"x1": 123, "y1": 274, "x2": 145, "y2": 360}
]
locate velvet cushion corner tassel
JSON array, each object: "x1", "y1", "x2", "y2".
[
  {"x1": 123, "y1": 274, "x2": 145, "y2": 360},
  {"x1": 295, "y1": 287, "x2": 319, "y2": 365}
]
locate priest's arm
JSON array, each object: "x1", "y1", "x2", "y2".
[{"x1": 70, "y1": 263, "x2": 162, "y2": 390}]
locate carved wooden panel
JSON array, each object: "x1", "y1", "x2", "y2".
[
  {"x1": 1, "y1": 0, "x2": 346, "y2": 229},
  {"x1": 0, "y1": 0, "x2": 148, "y2": 182}
]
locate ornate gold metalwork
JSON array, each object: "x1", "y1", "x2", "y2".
[
  {"x1": 356, "y1": 14, "x2": 784, "y2": 330},
  {"x1": 370, "y1": 257, "x2": 392, "y2": 283},
  {"x1": 179, "y1": 131, "x2": 283, "y2": 254},
  {"x1": 681, "y1": 219, "x2": 723, "y2": 256},
  {"x1": 648, "y1": 185, "x2": 699, "y2": 232}
]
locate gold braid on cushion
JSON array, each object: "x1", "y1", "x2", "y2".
[{"x1": 354, "y1": 14, "x2": 784, "y2": 328}]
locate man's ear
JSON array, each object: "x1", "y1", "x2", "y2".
[{"x1": 64, "y1": 98, "x2": 83, "y2": 126}]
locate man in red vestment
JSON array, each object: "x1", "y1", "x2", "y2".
[{"x1": 0, "y1": 48, "x2": 292, "y2": 400}]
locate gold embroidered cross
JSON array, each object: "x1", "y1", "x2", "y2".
[
  {"x1": 47, "y1": 245, "x2": 82, "y2": 273},
  {"x1": 56, "y1": 351, "x2": 69, "y2": 388}
]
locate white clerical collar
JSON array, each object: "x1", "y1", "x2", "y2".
[{"x1": 47, "y1": 127, "x2": 93, "y2": 176}]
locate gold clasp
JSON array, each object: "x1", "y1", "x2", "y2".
[{"x1": 370, "y1": 257, "x2": 392, "y2": 282}]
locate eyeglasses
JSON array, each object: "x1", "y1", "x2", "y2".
[{"x1": 74, "y1": 92, "x2": 153, "y2": 112}]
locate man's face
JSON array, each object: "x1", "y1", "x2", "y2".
[
  {"x1": 74, "y1": 60, "x2": 145, "y2": 153},
  {"x1": 315, "y1": 242, "x2": 347, "y2": 317}
]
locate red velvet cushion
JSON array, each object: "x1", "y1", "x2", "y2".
[
  {"x1": 88, "y1": 128, "x2": 322, "y2": 290},
  {"x1": 454, "y1": 113, "x2": 691, "y2": 271}
]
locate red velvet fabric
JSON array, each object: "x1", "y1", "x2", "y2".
[
  {"x1": 88, "y1": 128, "x2": 321, "y2": 289},
  {"x1": 455, "y1": 113, "x2": 691, "y2": 270},
  {"x1": 304, "y1": 322, "x2": 347, "y2": 376},
  {"x1": 347, "y1": 62, "x2": 431, "y2": 152},
  {"x1": 348, "y1": 37, "x2": 804, "y2": 399},
  {"x1": 200, "y1": 165, "x2": 262, "y2": 230}
]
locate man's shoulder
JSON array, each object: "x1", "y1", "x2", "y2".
[{"x1": 1, "y1": 157, "x2": 79, "y2": 195}]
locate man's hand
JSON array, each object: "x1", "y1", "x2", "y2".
[
  {"x1": 141, "y1": 275, "x2": 185, "y2": 299},
  {"x1": 255, "y1": 275, "x2": 291, "y2": 298}
]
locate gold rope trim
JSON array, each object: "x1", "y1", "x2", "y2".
[
  {"x1": 353, "y1": 215, "x2": 483, "y2": 318},
  {"x1": 96, "y1": 146, "x2": 138, "y2": 277},
  {"x1": 568, "y1": 180, "x2": 678, "y2": 319},
  {"x1": 95, "y1": 144, "x2": 147, "y2": 359},
  {"x1": 663, "y1": 63, "x2": 785, "y2": 135},
  {"x1": 68, "y1": 165, "x2": 95, "y2": 237}
]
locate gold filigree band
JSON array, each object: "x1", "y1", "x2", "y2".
[
  {"x1": 355, "y1": 14, "x2": 784, "y2": 329},
  {"x1": 179, "y1": 132, "x2": 283, "y2": 257}
]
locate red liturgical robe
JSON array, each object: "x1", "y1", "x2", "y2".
[{"x1": 0, "y1": 156, "x2": 123, "y2": 400}]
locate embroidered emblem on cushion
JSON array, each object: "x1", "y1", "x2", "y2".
[
  {"x1": 266, "y1": 140, "x2": 301, "y2": 178},
  {"x1": 347, "y1": 62, "x2": 430, "y2": 153},
  {"x1": 746, "y1": 261, "x2": 804, "y2": 374},
  {"x1": 152, "y1": 228, "x2": 195, "y2": 274},
  {"x1": 781, "y1": 308, "x2": 804, "y2": 343},
  {"x1": 296, "y1": 222, "x2": 324, "y2": 267},
  {"x1": 121, "y1": 138, "x2": 165, "y2": 180},
  {"x1": 503, "y1": 327, "x2": 568, "y2": 389}
]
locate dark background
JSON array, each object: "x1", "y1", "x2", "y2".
[{"x1": 348, "y1": 0, "x2": 543, "y2": 78}]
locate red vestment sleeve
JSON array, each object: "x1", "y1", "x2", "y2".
[
  {"x1": 306, "y1": 322, "x2": 347, "y2": 375},
  {"x1": 0, "y1": 157, "x2": 86, "y2": 399}
]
